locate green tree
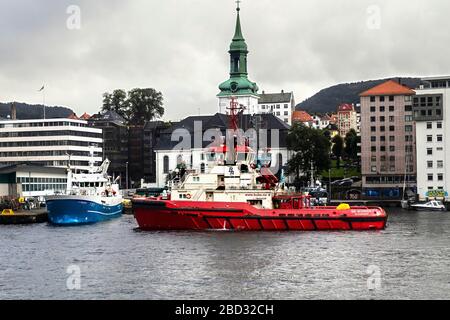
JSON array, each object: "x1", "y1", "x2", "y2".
[
  {"x1": 286, "y1": 123, "x2": 331, "y2": 182},
  {"x1": 101, "y1": 88, "x2": 164, "y2": 125},
  {"x1": 127, "y1": 88, "x2": 164, "y2": 125},
  {"x1": 344, "y1": 129, "x2": 360, "y2": 162},
  {"x1": 332, "y1": 135, "x2": 344, "y2": 169}
]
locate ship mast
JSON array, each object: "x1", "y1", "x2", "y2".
[{"x1": 226, "y1": 96, "x2": 245, "y2": 165}]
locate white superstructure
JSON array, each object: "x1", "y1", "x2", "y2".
[{"x1": 0, "y1": 118, "x2": 102, "y2": 171}]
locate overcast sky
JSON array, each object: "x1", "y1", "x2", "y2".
[{"x1": 1, "y1": 0, "x2": 449, "y2": 121}]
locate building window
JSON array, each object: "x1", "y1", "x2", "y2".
[
  {"x1": 163, "y1": 156, "x2": 169, "y2": 174},
  {"x1": 200, "y1": 163, "x2": 205, "y2": 174},
  {"x1": 380, "y1": 116, "x2": 385, "y2": 122},
  {"x1": 389, "y1": 136, "x2": 395, "y2": 142},
  {"x1": 380, "y1": 126, "x2": 385, "y2": 132},
  {"x1": 389, "y1": 116, "x2": 395, "y2": 122},
  {"x1": 380, "y1": 96, "x2": 385, "y2": 102},
  {"x1": 389, "y1": 96, "x2": 395, "y2": 102},
  {"x1": 389, "y1": 106, "x2": 394, "y2": 112},
  {"x1": 404, "y1": 115, "x2": 412, "y2": 122},
  {"x1": 438, "y1": 174, "x2": 444, "y2": 181},
  {"x1": 405, "y1": 125, "x2": 413, "y2": 132},
  {"x1": 436, "y1": 109, "x2": 442, "y2": 116},
  {"x1": 371, "y1": 166, "x2": 377, "y2": 172},
  {"x1": 437, "y1": 147, "x2": 444, "y2": 151},
  {"x1": 380, "y1": 156, "x2": 386, "y2": 162},
  {"x1": 437, "y1": 122, "x2": 442, "y2": 129},
  {"x1": 284, "y1": 111, "x2": 289, "y2": 116},
  {"x1": 389, "y1": 146, "x2": 395, "y2": 152},
  {"x1": 389, "y1": 126, "x2": 395, "y2": 132},
  {"x1": 405, "y1": 105, "x2": 412, "y2": 111},
  {"x1": 437, "y1": 135, "x2": 443, "y2": 142},
  {"x1": 371, "y1": 126, "x2": 376, "y2": 132},
  {"x1": 380, "y1": 136, "x2": 386, "y2": 142},
  {"x1": 427, "y1": 148, "x2": 433, "y2": 155},
  {"x1": 370, "y1": 106, "x2": 376, "y2": 112},
  {"x1": 371, "y1": 146, "x2": 377, "y2": 152},
  {"x1": 389, "y1": 166, "x2": 395, "y2": 172},
  {"x1": 380, "y1": 106, "x2": 385, "y2": 112},
  {"x1": 428, "y1": 174, "x2": 433, "y2": 181},
  {"x1": 390, "y1": 156, "x2": 395, "y2": 162},
  {"x1": 370, "y1": 96, "x2": 376, "y2": 102},
  {"x1": 284, "y1": 104, "x2": 289, "y2": 108},
  {"x1": 371, "y1": 136, "x2": 376, "y2": 142},
  {"x1": 380, "y1": 146, "x2": 386, "y2": 152},
  {"x1": 427, "y1": 135, "x2": 433, "y2": 142},
  {"x1": 370, "y1": 116, "x2": 376, "y2": 122},
  {"x1": 427, "y1": 122, "x2": 432, "y2": 129},
  {"x1": 371, "y1": 156, "x2": 377, "y2": 162},
  {"x1": 437, "y1": 161, "x2": 444, "y2": 169},
  {"x1": 427, "y1": 161, "x2": 433, "y2": 169}
]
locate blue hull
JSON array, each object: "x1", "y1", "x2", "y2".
[{"x1": 47, "y1": 198, "x2": 123, "y2": 226}]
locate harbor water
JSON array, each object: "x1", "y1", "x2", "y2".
[{"x1": 0, "y1": 208, "x2": 449, "y2": 300}]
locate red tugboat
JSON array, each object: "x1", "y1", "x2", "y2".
[{"x1": 133, "y1": 98, "x2": 387, "y2": 231}]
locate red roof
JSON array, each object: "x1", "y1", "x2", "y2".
[
  {"x1": 338, "y1": 103, "x2": 355, "y2": 112},
  {"x1": 80, "y1": 112, "x2": 91, "y2": 120},
  {"x1": 292, "y1": 110, "x2": 313, "y2": 123},
  {"x1": 360, "y1": 80, "x2": 415, "y2": 97},
  {"x1": 68, "y1": 113, "x2": 79, "y2": 120}
]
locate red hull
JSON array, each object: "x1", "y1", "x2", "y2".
[{"x1": 133, "y1": 199, "x2": 388, "y2": 231}]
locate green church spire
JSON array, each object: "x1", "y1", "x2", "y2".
[{"x1": 218, "y1": 1, "x2": 258, "y2": 98}]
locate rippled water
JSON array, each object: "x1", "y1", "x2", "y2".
[{"x1": 0, "y1": 208, "x2": 449, "y2": 300}]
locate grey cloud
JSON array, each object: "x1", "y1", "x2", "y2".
[{"x1": 1, "y1": 0, "x2": 449, "y2": 121}]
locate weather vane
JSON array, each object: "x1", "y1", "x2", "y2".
[{"x1": 236, "y1": 0, "x2": 241, "y2": 11}]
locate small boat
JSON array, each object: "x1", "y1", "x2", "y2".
[
  {"x1": 46, "y1": 155, "x2": 123, "y2": 225},
  {"x1": 410, "y1": 201, "x2": 447, "y2": 212}
]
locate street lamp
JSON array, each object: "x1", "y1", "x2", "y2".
[{"x1": 126, "y1": 162, "x2": 129, "y2": 190}]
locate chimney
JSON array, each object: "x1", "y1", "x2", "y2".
[{"x1": 11, "y1": 102, "x2": 17, "y2": 120}]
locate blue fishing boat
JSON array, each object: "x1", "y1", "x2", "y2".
[{"x1": 46, "y1": 156, "x2": 123, "y2": 226}]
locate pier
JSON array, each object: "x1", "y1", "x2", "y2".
[{"x1": 0, "y1": 209, "x2": 48, "y2": 225}]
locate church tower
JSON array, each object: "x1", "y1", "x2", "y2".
[{"x1": 217, "y1": 2, "x2": 259, "y2": 114}]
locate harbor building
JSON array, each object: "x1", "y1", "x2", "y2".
[
  {"x1": 0, "y1": 165, "x2": 67, "y2": 198},
  {"x1": 257, "y1": 91, "x2": 296, "y2": 125},
  {"x1": 414, "y1": 76, "x2": 450, "y2": 202},
  {"x1": 0, "y1": 118, "x2": 103, "y2": 171},
  {"x1": 360, "y1": 80, "x2": 416, "y2": 199}
]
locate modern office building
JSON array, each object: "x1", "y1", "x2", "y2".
[
  {"x1": 0, "y1": 118, "x2": 103, "y2": 171},
  {"x1": 414, "y1": 76, "x2": 450, "y2": 202},
  {"x1": 360, "y1": 80, "x2": 416, "y2": 198}
]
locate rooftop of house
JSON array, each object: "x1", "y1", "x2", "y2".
[
  {"x1": 258, "y1": 91, "x2": 293, "y2": 104},
  {"x1": 360, "y1": 79, "x2": 416, "y2": 97},
  {"x1": 338, "y1": 103, "x2": 355, "y2": 112},
  {"x1": 292, "y1": 110, "x2": 313, "y2": 123}
]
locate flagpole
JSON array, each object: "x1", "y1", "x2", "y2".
[{"x1": 43, "y1": 87, "x2": 46, "y2": 120}]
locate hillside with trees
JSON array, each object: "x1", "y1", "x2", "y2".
[
  {"x1": 296, "y1": 77, "x2": 421, "y2": 114},
  {"x1": 0, "y1": 102, "x2": 73, "y2": 119}
]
